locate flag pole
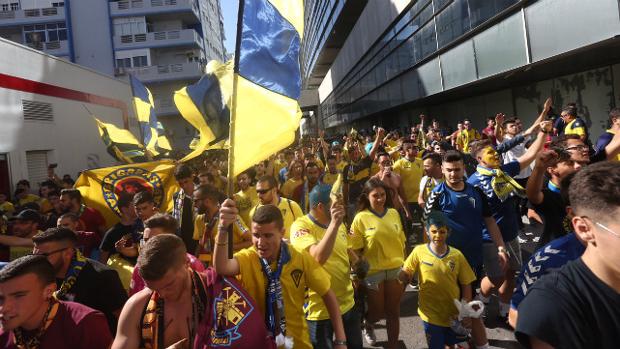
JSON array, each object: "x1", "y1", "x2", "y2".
[{"x1": 226, "y1": 0, "x2": 246, "y2": 258}]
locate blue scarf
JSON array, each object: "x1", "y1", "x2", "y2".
[{"x1": 259, "y1": 242, "x2": 291, "y2": 345}]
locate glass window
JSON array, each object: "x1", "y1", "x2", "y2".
[
  {"x1": 10, "y1": 3, "x2": 19, "y2": 11},
  {"x1": 433, "y1": 0, "x2": 451, "y2": 12},
  {"x1": 133, "y1": 56, "x2": 148, "y2": 67},
  {"x1": 435, "y1": 0, "x2": 470, "y2": 48},
  {"x1": 468, "y1": 0, "x2": 517, "y2": 28},
  {"x1": 1, "y1": 4, "x2": 8, "y2": 11},
  {"x1": 116, "y1": 58, "x2": 131, "y2": 68}
]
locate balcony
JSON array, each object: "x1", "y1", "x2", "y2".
[
  {"x1": 116, "y1": 61, "x2": 204, "y2": 83},
  {"x1": 0, "y1": 7, "x2": 65, "y2": 27},
  {"x1": 26, "y1": 40, "x2": 69, "y2": 56},
  {"x1": 109, "y1": 0, "x2": 199, "y2": 22},
  {"x1": 114, "y1": 28, "x2": 202, "y2": 50}
]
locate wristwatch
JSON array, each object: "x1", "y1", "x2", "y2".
[{"x1": 333, "y1": 339, "x2": 347, "y2": 346}]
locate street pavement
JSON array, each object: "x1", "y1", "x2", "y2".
[{"x1": 362, "y1": 219, "x2": 543, "y2": 349}]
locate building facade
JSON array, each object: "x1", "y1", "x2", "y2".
[
  {"x1": 303, "y1": 0, "x2": 620, "y2": 139},
  {"x1": 0, "y1": 37, "x2": 140, "y2": 198},
  {"x1": 0, "y1": 0, "x2": 226, "y2": 147}
]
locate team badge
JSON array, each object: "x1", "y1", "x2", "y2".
[
  {"x1": 101, "y1": 167, "x2": 164, "y2": 217},
  {"x1": 293, "y1": 229, "x2": 310, "y2": 239},
  {"x1": 448, "y1": 260, "x2": 456, "y2": 272},
  {"x1": 211, "y1": 280, "x2": 254, "y2": 346},
  {"x1": 290, "y1": 269, "x2": 303, "y2": 288}
]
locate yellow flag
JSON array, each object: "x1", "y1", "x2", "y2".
[{"x1": 74, "y1": 160, "x2": 179, "y2": 227}]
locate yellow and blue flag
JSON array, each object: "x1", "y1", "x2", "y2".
[
  {"x1": 94, "y1": 117, "x2": 150, "y2": 164},
  {"x1": 130, "y1": 75, "x2": 172, "y2": 157},
  {"x1": 174, "y1": 60, "x2": 232, "y2": 162},
  {"x1": 229, "y1": 0, "x2": 304, "y2": 176},
  {"x1": 74, "y1": 160, "x2": 179, "y2": 227}
]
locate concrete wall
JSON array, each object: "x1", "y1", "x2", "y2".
[
  {"x1": 360, "y1": 64, "x2": 618, "y2": 141},
  {"x1": 0, "y1": 38, "x2": 139, "y2": 190}
]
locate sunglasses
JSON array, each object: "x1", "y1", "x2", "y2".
[{"x1": 256, "y1": 188, "x2": 273, "y2": 194}]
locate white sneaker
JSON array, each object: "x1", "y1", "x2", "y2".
[{"x1": 363, "y1": 324, "x2": 377, "y2": 346}]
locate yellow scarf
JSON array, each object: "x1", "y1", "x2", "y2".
[{"x1": 476, "y1": 165, "x2": 525, "y2": 202}]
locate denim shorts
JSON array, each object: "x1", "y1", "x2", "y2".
[{"x1": 363, "y1": 267, "x2": 401, "y2": 291}]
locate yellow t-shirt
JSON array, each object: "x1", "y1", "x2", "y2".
[
  {"x1": 456, "y1": 129, "x2": 481, "y2": 153},
  {"x1": 321, "y1": 172, "x2": 339, "y2": 186},
  {"x1": 234, "y1": 187, "x2": 258, "y2": 226},
  {"x1": 336, "y1": 160, "x2": 348, "y2": 173},
  {"x1": 234, "y1": 245, "x2": 331, "y2": 349},
  {"x1": 402, "y1": 244, "x2": 476, "y2": 326},
  {"x1": 393, "y1": 157, "x2": 424, "y2": 204},
  {"x1": 290, "y1": 215, "x2": 354, "y2": 320},
  {"x1": 350, "y1": 208, "x2": 405, "y2": 276},
  {"x1": 370, "y1": 162, "x2": 380, "y2": 176},
  {"x1": 280, "y1": 178, "x2": 303, "y2": 199},
  {"x1": 249, "y1": 197, "x2": 303, "y2": 240},
  {"x1": 193, "y1": 213, "x2": 250, "y2": 262}
]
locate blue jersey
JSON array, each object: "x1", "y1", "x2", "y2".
[
  {"x1": 424, "y1": 182, "x2": 491, "y2": 269},
  {"x1": 511, "y1": 233, "x2": 585, "y2": 309},
  {"x1": 467, "y1": 161, "x2": 521, "y2": 242}
]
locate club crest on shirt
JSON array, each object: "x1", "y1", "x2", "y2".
[
  {"x1": 290, "y1": 269, "x2": 303, "y2": 288},
  {"x1": 210, "y1": 280, "x2": 254, "y2": 346},
  {"x1": 293, "y1": 229, "x2": 310, "y2": 239},
  {"x1": 448, "y1": 259, "x2": 456, "y2": 272},
  {"x1": 281, "y1": 208, "x2": 287, "y2": 216}
]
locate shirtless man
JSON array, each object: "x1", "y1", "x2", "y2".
[
  {"x1": 112, "y1": 234, "x2": 207, "y2": 349},
  {"x1": 372, "y1": 152, "x2": 411, "y2": 220}
]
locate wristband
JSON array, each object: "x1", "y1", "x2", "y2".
[{"x1": 333, "y1": 339, "x2": 347, "y2": 346}]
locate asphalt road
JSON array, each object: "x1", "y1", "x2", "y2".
[{"x1": 362, "y1": 219, "x2": 543, "y2": 349}]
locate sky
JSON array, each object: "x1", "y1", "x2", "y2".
[{"x1": 220, "y1": 0, "x2": 239, "y2": 55}]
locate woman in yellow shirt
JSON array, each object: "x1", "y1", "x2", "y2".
[
  {"x1": 280, "y1": 159, "x2": 304, "y2": 200},
  {"x1": 350, "y1": 178, "x2": 406, "y2": 349}
]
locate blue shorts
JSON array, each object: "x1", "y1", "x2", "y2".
[{"x1": 422, "y1": 321, "x2": 461, "y2": 349}]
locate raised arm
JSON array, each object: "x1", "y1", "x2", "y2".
[
  {"x1": 517, "y1": 121, "x2": 552, "y2": 170},
  {"x1": 309, "y1": 200, "x2": 345, "y2": 265},
  {"x1": 213, "y1": 199, "x2": 241, "y2": 276},
  {"x1": 495, "y1": 113, "x2": 505, "y2": 143},
  {"x1": 526, "y1": 150, "x2": 557, "y2": 205},
  {"x1": 368, "y1": 128, "x2": 385, "y2": 161}
]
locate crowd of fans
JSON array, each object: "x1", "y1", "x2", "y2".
[{"x1": 0, "y1": 99, "x2": 619, "y2": 349}]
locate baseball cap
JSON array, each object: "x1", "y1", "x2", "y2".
[
  {"x1": 309, "y1": 184, "x2": 332, "y2": 208},
  {"x1": 10, "y1": 209, "x2": 41, "y2": 223}
]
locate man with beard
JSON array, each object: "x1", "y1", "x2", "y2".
[
  {"x1": 59, "y1": 189, "x2": 106, "y2": 238},
  {"x1": 6, "y1": 210, "x2": 43, "y2": 261},
  {"x1": 292, "y1": 162, "x2": 322, "y2": 214},
  {"x1": 249, "y1": 176, "x2": 302, "y2": 241},
  {"x1": 32, "y1": 227, "x2": 127, "y2": 334},
  {"x1": 193, "y1": 185, "x2": 250, "y2": 264},
  {"x1": 0, "y1": 255, "x2": 112, "y2": 348}
]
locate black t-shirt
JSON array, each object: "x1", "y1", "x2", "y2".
[
  {"x1": 99, "y1": 222, "x2": 139, "y2": 263},
  {"x1": 342, "y1": 156, "x2": 373, "y2": 205},
  {"x1": 533, "y1": 188, "x2": 568, "y2": 247},
  {"x1": 516, "y1": 258, "x2": 620, "y2": 349},
  {"x1": 179, "y1": 196, "x2": 197, "y2": 254},
  {"x1": 56, "y1": 259, "x2": 128, "y2": 334}
]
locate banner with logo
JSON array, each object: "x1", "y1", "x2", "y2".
[{"x1": 74, "y1": 160, "x2": 180, "y2": 227}]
